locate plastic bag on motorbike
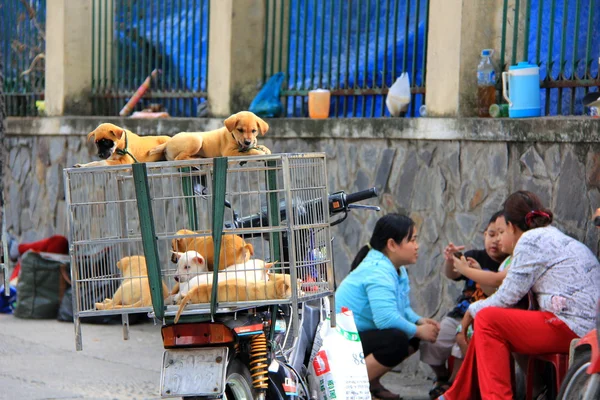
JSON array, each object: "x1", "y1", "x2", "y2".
[{"x1": 308, "y1": 305, "x2": 371, "y2": 399}]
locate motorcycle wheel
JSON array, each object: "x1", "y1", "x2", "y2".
[
  {"x1": 557, "y1": 349, "x2": 594, "y2": 400},
  {"x1": 183, "y1": 359, "x2": 257, "y2": 400}
]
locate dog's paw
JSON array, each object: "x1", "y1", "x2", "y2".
[
  {"x1": 94, "y1": 302, "x2": 105, "y2": 310},
  {"x1": 73, "y1": 163, "x2": 84, "y2": 168},
  {"x1": 260, "y1": 146, "x2": 272, "y2": 155}
]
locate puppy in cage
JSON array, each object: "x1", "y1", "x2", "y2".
[
  {"x1": 173, "y1": 272, "x2": 302, "y2": 323},
  {"x1": 75, "y1": 123, "x2": 171, "y2": 167},
  {"x1": 95, "y1": 255, "x2": 170, "y2": 310},
  {"x1": 170, "y1": 250, "x2": 273, "y2": 304},
  {"x1": 170, "y1": 229, "x2": 254, "y2": 271},
  {"x1": 148, "y1": 111, "x2": 271, "y2": 160}
]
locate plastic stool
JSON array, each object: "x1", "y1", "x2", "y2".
[{"x1": 525, "y1": 353, "x2": 569, "y2": 400}]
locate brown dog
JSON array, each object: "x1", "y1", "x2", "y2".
[
  {"x1": 95, "y1": 255, "x2": 170, "y2": 310},
  {"x1": 149, "y1": 111, "x2": 271, "y2": 161},
  {"x1": 75, "y1": 123, "x2": 171, "y2": 167},
  {"x1": 170, "y1": 229, "x2": 254, "y2": 271},
  {"x1": 174, "y1": 273, "x2": 296, "y2": 323}
]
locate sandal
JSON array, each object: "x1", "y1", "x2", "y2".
[
  {"x1": 428, "y1": 381, "x2": 452, "y2": 400},
  {"x1": 370, "y1": 380, "x2": 402, "y2": 400}
]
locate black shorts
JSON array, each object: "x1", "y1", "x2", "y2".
[{"x1": 359, "y1": 328, "x2": 420, "y2": 368}]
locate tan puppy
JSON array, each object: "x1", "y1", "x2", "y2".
[
  {"x1": 170, "y1": 251, "x2": 272, "y2": 304},
  {"x1": 95, "y1": 255, "x2": 169, "y2": 310},
  {"x1": 174, "y1": 273, "x2": 296, "y2": 323},
  {"x1": 75, "y1": 123, "x2": 171, "y2": 167},
  {"x1": 170, "y1": 229, "x2": 254, "y2": 271},
  {"x1": 149, "y1": 111, "x2": 271, "y2": 161}
]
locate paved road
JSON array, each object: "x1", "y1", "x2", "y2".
[{"x1": 0, "y1": 314, "x2": 430, "y2": 400}]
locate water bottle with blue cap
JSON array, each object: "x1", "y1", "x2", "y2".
[{"x1": 477, "y1": 49, "x2": 497, "y2": 117}]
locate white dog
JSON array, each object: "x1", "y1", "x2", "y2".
[{"x1": 171, "y1": 250, "x2": 272, "y2": 304}]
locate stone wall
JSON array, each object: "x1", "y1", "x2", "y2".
[{"x1": 5, "y1": 116, "x2": 600, "y2": 373}]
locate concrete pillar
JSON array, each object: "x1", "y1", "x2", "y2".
[
  {"x1": 208, "y1": 0, "x2": 266, "y2": 117},
  {"x1": 45, "y1": 0, "x2": 92, "y2": 116},
  {"x1": 425, "y1": 0, "x2": 504, "y2": 117}
]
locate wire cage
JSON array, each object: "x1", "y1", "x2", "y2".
[{"x1": 64, "y1": 153, "x2": 334, "y2": 338}]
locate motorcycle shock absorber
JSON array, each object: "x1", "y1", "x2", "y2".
[{"x1": 249, "y1": 333, "x2": 269, "y2": 391}]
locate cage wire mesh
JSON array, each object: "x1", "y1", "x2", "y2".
[{"x1": 64, "y1": 153, "x2": 334, "y2": 321}]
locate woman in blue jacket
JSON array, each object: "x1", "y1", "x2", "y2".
[{"x1": 336, "y1": 213, "x2": 441, "y2": 400}]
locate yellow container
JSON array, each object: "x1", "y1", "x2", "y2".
[{"x1": 308, "y1": 89, "x2": 331, "y2": 119}]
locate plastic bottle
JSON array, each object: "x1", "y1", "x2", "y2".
[
  {"x1": 489, "y1": 104, "x2": 508, "y2": 118},
  {"x1": 477, "y1": 49, "x2": 497, "y2": 117},
  {"x1": 419, "y1": 104, "x2": 427, "y2": 117}
]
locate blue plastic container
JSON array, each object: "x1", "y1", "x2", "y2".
[{"x1": 502, "y1": 62, "x2": 541, "y2": 118}]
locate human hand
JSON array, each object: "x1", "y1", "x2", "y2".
[
  {"x1": 456, "y1": 331, "x2": 468, "y2": 356},
  {"x1": 415, "y1": 322, "x2": 440, "y2": 343},
  {"x1": 444, "y1": 243, "x2": 465, "y2": 264},
  {"x1": 452, "y1": 254, "x2": 469, "y2": 274},
  {"x1": 461, "y1": 311, "x2": 474, "y2": 344},
  {"x1": 418, "y1": 317, "x2": 441, "y2": 330},
  {"x1": 466, "y1": 257, "x2": 482, "y2": 270}
]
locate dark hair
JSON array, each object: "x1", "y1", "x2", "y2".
[
  {"x1": 503, "y1": 190, "x2": 553, "y2": 232},
  {"x1": 488, "y1": 210, "x2": 504, "y2": 225},
  {"x1": 349, "y1": 213, "x2": 415, "y2": 271}
]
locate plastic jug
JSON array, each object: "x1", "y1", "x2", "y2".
[
  {"x1": 502, "y1": 62, "x2": 541, "y2": 118},
  {"x1": 308, "y1": 89, "x2": 331, "y2": 119}
]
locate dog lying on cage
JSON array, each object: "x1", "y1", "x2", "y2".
[
  {"x1": 174, "y1": 273, "x2": 299, "y2": 323},
  {"x1": 170, "y1": 229, "x2": 254, "y2": 271},
  {"x1": 95, "y1": 255, "x2": 170, "y2": 310},
  {"x1": 148, "y1": 111, "x2": 271, "y2": 160},
  {"x1": 75, "y1": 123, "x2": 171, "y2": 167},
  {"x1": 170, "y1": 250, "x2": 273, "y2": 304}
]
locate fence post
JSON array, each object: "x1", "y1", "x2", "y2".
[
  {"x1": 425, "y1": 0, "x2": 504, "y2": 117},
  {"x1": 45, "y1": 0, "x2": 92, "y2": 116},
  {"x1": 207, "y1": 0, "x2": 266, "y2": 117}
]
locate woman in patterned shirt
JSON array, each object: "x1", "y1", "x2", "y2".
[{"x1": 440, "y1": 190, "x2": 600, "y2": 400}]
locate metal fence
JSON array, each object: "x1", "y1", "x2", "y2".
[
  {"x1": 500, "y1": 0, "x2": 600, "y2": 115},
  {"x1": 263, "y1": 0, "x2": 429, "y2": 118},
  {"x1": 1, "y1": 0, "x2": 46, "y2": 117},
  {"x1": 90, "y1": 0, "x2": 210, "y2": 117}
]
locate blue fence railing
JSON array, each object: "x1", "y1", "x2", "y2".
[
  {"x1": 90, "y1": 0, "x2": 210, "y2": 117},
  {"x1": 263, "y1": 0, "x2": 429, "y2": 118},
  {"x1": 1, "y1": 0, "x2": 46, "y2": 117}
]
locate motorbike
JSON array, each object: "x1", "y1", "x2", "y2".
[
  {"x1": 64, "y1": 154, "x2": 379, "y2": 399},
  {"x1": 557, "y1": 299, "x2": 599, "y2": 400},
  {"x1": 140, "y1": 167, "x2": 380, "y2": 399},
  {"x1": 556, "y1": 215, "x2": 600, "y2": 399}
]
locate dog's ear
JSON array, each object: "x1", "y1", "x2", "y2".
[
  {"x1": 111, "y1": 128, "x2": 125, "y2": 140},
  {"x1": 117, "y1": 257, "x2": 130, "y2": 271},
  {"x1": 276, "y1": 277, "x2": 291, "y2": 297},
  {"x1": 193, "y1": 254, "x2": 205, "y2": 266},
  {"x1": 254, "y1": 115, "x2": 269, "y2": 135},
  {"x1": 244, "y1": 243, "x2": 255, "y2": 258},
  {"x1": 171, "y1": 251, "x2": 184, "y2": 261},
  {"x1": 224, "y1": 113, "x2": 239, "y2": 132},
  {"x1": 87, "y1": 131, "x2": 96, "y2": 141}
]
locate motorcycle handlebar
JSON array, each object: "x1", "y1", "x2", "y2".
[
  {"x1": 346, "y1": 188, "x2": 378, "y2": 204},
  {"x1": 230, "y1": 188, "x2": 378, "y2": 230}
]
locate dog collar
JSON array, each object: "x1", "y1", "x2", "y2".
[
  {"x1": 231, "y1": 132, "x2": 260, "y2": 153},
  {"x1": 115, "y1": 130, "x2": 139, "y2": 163}
]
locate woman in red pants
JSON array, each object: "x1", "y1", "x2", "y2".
[{"x1": 440, "y1": 191, "x2": 600, "y2": 400}]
